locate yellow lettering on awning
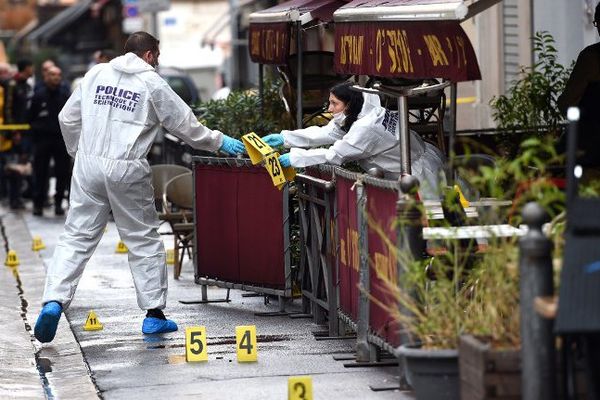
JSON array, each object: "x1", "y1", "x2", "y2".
[
  {"x1": 383, "y1": 30, "x2": 414, "y2": 74},
  {"x1": 374, "y1": 252, "x2": 397, "y2": 283},
  {"x1": 424, "y1": 34, "x2": 449, "y2": 67},
  {"x1": 251, "y1": 31, "x2": 261, "y2": 56},
  {"x1": 376, "y1": 30, "x2": 384, "y2": 73},
  {"x1": 339, "y1": 35, "x2": 364, "y2": 66},
  {"x1": 455, "y1": 35, "x2": 467, "y2": 67},
  {"x1": 350, "y1": 229, "x2": 359, "y2": 272}
]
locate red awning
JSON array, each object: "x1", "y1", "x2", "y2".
[
  {"x1": 248, "y1": 22, "x2": 290, "y2": 65},
  {"x1": 333, "y1": 0, "x2": 481, "y2": 81},
  {"x1": 248, "y1": 0, "x2": 348, "y2": 64},
  {"x1": 334, "y1": 20, "x2": 480, "y2": 81}
]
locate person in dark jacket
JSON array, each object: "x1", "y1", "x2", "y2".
[
  {"x1": 558, "y1": 4, "x2": 600, "y2": 168},
  {"x1": 28, "y1": 65, "x2": 71, "y2": 216},
  {"x1": 3, "y1": 59, "x2": 34, "y2": 209}
]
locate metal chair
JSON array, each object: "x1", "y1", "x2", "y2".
[
  {"x1": 162, "y1": 172, "x2": 194, "y2": 280},
  {"x1": 150, "y1": 164, "x2": 192, "y2": 229}
]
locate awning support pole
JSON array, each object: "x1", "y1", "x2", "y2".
[
  {"x1": 296, "y1": 21, "x2": 303, "y2": 129},
  {"x1": 447, "y1": 82, "x2": 458, "y2": 185},
  {"x1": 259, "y1": 63, "x2": 264, "y2": 117},
  {"x1": 398, "y1": 95, "x2": 411, "y2": 178}
]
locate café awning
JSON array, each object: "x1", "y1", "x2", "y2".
[
  {"x1": 333, "y1": 0, "x2": 486, "y2": 81},
  {"x1": 248, "y1": 0, "x2": 347, "y2": 64}
]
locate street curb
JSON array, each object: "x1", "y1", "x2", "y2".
[{"x1": 0, "y1": 210, "x2": 100, "y2": 399}]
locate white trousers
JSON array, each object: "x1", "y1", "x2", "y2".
[{"x1": 42, "y1": 154, "x2": 168, "y2": 310}]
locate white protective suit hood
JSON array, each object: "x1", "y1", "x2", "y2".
[
  {"x1": 358, "y1": 92, "x2": 381, "y2": 118},
  {"x1": 110, "y1": 52, "x2": 155, "y2": 74}
]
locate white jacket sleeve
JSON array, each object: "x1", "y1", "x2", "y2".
[
  {"x1": 58, "y1": 85, "x2": 82, "y2": 158},
  {"x1": 288, "y1": 122, "x2": 380, "y2": 168},
  {"x1": 281, "y1": 120, "x2": 339, "y2": 148},
  {"x1": 325, "y1": 122, "x2": 383, "y2": 165},
  {"x1": 289, "y1": 147, "x2": 329, "y2": 167},
  {"x1": 288, "y1": 132, "x2": 369, "y2": 168},
  {"x1": 150, "y1": 82, "x2": 223, "y2": 152}
]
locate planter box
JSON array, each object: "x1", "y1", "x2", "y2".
[
  {"x1": 398, "y1": 344, "x2": 460, "y2": 400},
  {"x1": 459, "y1": 335, "x2": 520, "y2": 400}
]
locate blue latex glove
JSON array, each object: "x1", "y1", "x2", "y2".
[
  {"x1": 278, "y1": 153, "x2": 291, "y2": 168},
  {"x1": 262, "y1": 133, "x2": 284, "y2": 147},
  {"x1": 219, "y1": 135, "x2": 245, "y2": 155}
]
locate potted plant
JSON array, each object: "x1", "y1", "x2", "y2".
[
  {"x1": 366, "y1": 216, "x2": 528, "y2": 399},
  {"x1": 372, "y1": 142, "x2": 565, "y2": 399},
  {"x1": 489, "y1": 31, "x2": 572, "y2": 159},
  {"x1": 371, "y1": 216, "x2": 482, "y2": 400}
]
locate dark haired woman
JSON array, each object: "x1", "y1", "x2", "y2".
[{"x1": 262, "y1": 82, "x2": 446, "y2": 199}]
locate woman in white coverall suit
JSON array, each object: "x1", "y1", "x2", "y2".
[
  {"x1": 263, "y1": 82, "x2": 446, "y2": 200},
  {"x1": 34, "y1": 32, "x2": 245, "y2": 343}
]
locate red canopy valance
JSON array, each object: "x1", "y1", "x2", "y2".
[
  {"x1": 248, "y1": 0, "x2": 348, "y2": 65},
  {"x1": 334, "y1": 20, "x2": 481, "y2": 81}
]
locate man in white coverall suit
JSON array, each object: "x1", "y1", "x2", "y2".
[{"x1": 34, "y1": 32, "x2": 245, "y2": 343}]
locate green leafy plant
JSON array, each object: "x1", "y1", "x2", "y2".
[
  {"x1": 195, "y1": 78, "x2": 292, "y2": 139},
  {"x1": 491, "y1": 31, "x2": 571, "y2": 138},
  {"x1": 459, "y1": 137, "x2": 566, "y2": 224}
]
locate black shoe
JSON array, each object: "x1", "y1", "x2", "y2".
[
  {"x1": 33, "y1": 207, "x2": 43, "y2": 216},
  {"x1": 55, "y1": 206, "x2": 64, "y2": 216}
]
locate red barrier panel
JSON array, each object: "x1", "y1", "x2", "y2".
[
  {"x1": 194, "y1": 161, "x2": 286, "y2": 289},
  {"x1": 336, "y1": 174, "x2": 359, "y2": 320},
  {"x1": 366, "y1": 184, "x2": 402, "y2": 347}
]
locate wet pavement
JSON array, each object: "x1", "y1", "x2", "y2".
[{"x1": 1, "y1": 206, "x2": 414, "y2": 399}]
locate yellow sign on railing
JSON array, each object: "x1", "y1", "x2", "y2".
[{"x1": 242, "y1": 132, "x2": 295, "y2": 190}]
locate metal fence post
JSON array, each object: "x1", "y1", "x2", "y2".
[
  {"x1": 356, "y1": 180, "x2": 371, "y2": 362},
  {"x1": 397, "y1": 175, "x2": 424, "y2": 260},
  {"x1": 394, "y1": 175, "x2": 423, "y2": 388},
  {"x1": 519, "y1": 202, "x2": 556, "y2": 400}
]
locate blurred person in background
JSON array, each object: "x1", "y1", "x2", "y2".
[
  {"x1": 558, "y1": 3, "x2": 600, "y2": 170},
  {"x1": 0, "y1": 62, "x2": 15, "y2": 202},
  {"x1": 28, "y1": 65, "x2": 71, "y2": 216},
  {"x1": 3, "y1": 59, "x2": 34, "y2": 209}
]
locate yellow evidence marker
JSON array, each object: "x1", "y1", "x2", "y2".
[
  {"x1": 4, "y1": 250, "x2": 19, "y2": 267},
  {"x1": 115, "y1": 240, "x2": 128, "y2": 254},
  {"x1": 453, "y1": 184, "x2": 470, "y2": 208},
  {"x1": 185, "y1": 326, "x2": 208, "y2": 362},
  {"x1": 242, "y1": 132, "x2": 296, "y2": 190},
  {"x1": 32, "y1": 236, "x2": 46, "y2": 251},
  {"x1": 84, "y1": 310, "x2": 104, "y2": 331},
  {"x1": 166, "y1": 249, "x2": 175, "y2": 265},
  {"x1": 288, "y1": 376, "x2": 313, "y2": 400},
  {"x1": 235, "y1": 325, "x2": 258, "y2": 362}
]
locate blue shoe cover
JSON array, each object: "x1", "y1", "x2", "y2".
[
  {"x1": 142, "y1": 317, "x2": 178, "y2": 334},
  {"x1": 34, "y1": 301, "x2": 63, "y2": 343}
]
